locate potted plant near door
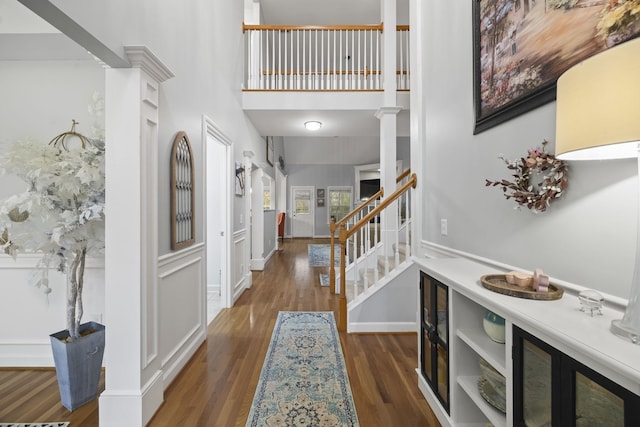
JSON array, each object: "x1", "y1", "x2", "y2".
[{"x1": 0, "y1": 112, "x2": 106, "y2": 411}]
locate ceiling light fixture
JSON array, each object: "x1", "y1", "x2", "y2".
[{"x1": 304, "y1": 121, "x2": 322, "y2": 131}]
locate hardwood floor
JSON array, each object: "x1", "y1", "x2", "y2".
[{"x1": 0, "y1": 238, "x2": 440, "y2": 426}]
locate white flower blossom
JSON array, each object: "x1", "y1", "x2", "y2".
[{"x1": 0, "y1": 112, "x2": 105, "y2": 340}]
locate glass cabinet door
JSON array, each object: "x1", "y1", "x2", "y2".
[
  {"x1": 420, "y1": 272, "x2": 449, "y2": 413},
  {"x1": 514, "y1": 326, "x2": 640, "y2": 427}
]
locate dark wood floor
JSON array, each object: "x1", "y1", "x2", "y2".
[{"x1": 0, "y1": 238, "x2": 439, "y2": 426}]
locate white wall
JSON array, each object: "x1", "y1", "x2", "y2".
[
  {"x1": 49, "y1": 0, "x2": 267, "y2": 254},
  {"x1": 0, "y1": 59, "x2": 105, "y2": 365},
  {"x1": 419, "y1": 2, "x2": 636, "y2": 300}
]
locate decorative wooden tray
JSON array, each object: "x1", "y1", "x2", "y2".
[{"x1": 480, "y1": 274, "x2": 564, "y2": 300}]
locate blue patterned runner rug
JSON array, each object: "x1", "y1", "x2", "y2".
[
  {"x1": 308, "y1": 244, "x2": 341, "y2": 267},
  {"x1": 246, "y1": 311, "x2": 359, "y2": 427},
  {"x1": 0, "y1": 424, "x2": 69, "y2": 427}
]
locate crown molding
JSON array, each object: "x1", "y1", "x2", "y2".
[
  {"x1": 124, "y1": 45, "x2": 174, "y2": 83},
  {"x1": 375, "y1": 106, "x2": 403, "y2": 119}
]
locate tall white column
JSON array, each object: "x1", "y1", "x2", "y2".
[
  {"x1": 243, "y1": 150, "x2": 254, "y2": 288},
  {"x1": 379, "y1": 0, "x2": 400, "y2": 255},
  {"x1": 100, "y1": 46, "x2": 173, "y2": 427},
  {"x1": 409, "y1": 0, "x2": 425, "y2": 257}
]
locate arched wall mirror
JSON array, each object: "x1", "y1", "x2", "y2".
[{"x1": 170, "y1": 131, "x2": 195, "y2": 250}]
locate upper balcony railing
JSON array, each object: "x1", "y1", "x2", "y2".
[{"x1": 242, "y1": 23, "x2": 409, "y2": 91}]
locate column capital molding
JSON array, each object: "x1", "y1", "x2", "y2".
[
  {"x1": 375, "y1": 106, "x2": 403, "y2": 119},
  {"x1": 124, "y1": 45, "x2": 175, "y2": 83},
  {"x1": 243, "y1": 150, "x2": 255, "y2": 159}
]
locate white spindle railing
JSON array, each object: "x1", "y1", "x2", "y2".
[
  {"x1": 329, "y1": 169, "x2": 414, "y2": 302},
  {"x1": 397, "y1": 25, "x2": 410, "y2": 90},
  {"x1": 243, "y1": 24, "x2": 409, "y2": 91},
  {"x1": 334, "y1": 172, "x2": 417, "y2": 331}
]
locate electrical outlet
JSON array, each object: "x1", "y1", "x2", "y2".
[{"x1": 440, "y1": 219, "x2": 448, "y2": 236}]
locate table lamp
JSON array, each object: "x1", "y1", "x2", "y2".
[{"x1": 555, "y1": 37, "x2": 640, "y2": 344}]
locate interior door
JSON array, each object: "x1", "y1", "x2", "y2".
[
  {"x1": 291, "y1": 186, "x2": 314, "y2": 238},
  {"x1": 205, "y1": 122, "x2": 231, "y2": 314}
]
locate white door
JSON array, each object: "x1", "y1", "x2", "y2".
[
  {"x1": 291, "y1": 186, "x2": 314, "y2": 238},
  {"x1": 205, "y1": 119, "x2": 231, "y2": 319}
]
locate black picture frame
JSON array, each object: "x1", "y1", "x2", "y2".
[
  {"x1": 472, "y1": 0, "x2": 640, "y2": 134},
  {"x1": 266, "y1": 136, "x2": 274, "y2": 166}
]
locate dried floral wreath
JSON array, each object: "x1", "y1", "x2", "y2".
[{"x1": 485, "y1": 141, "x2": 568, "y2": 213}]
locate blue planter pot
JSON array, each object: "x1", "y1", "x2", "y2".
[
  {"x1": 482, "y1": 310, "x2": 505, "y2": 344},
  {"x1": 50, "y1": 321, "x2": 105, "y2": 411}
]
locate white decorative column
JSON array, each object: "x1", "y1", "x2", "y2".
[
  {"x1": 379, "y1": 0, "x2": 400, "y2": 255},
  {"x1": 243, "y1": 150, "x2": 254, "y2": 288},
  {"x1": 409, "y1": 0, "x2": 425, "y2": 257},
  {"x1": 100, "y1": 46, "x2": 174, "y2": 427}
]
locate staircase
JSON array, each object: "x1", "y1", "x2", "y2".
[{"x1": 330, "y1": 170, "x2": 417, "y2": 332}]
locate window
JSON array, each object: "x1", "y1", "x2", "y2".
[
  {"x1": 327, "y1": 186, "x2": 352, "y2": 222},
  {"x1": 263, "y1": 190, "x2": 271, "y2": 210},
  {"x1": 263, "y1": 175, "x2": 273, "y2": 210}
]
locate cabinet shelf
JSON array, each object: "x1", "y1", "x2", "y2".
[
  {"x1": 457, "y1": 327, "x2": 506, "y2": 376},
  {"x1": 458, "y1": 375, "x2": 506, "y2": 427},
  {"x1": 417, "y1": 257, "x2": 640, "y2": 427}
]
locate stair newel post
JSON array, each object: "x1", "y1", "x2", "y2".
[
  {"x1": 329, "y1": 217, "x2": 337, "y2": 294},
  {"x1": 338, "y1": 223, "x2": 348, "y2": 332}
]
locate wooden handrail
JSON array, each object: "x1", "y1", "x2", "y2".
[
  {"x1": 331, "y1": 189, "x2": 383, "y2": 232},
  {"x1": 262, "y1": 69, "x2": 382, "y2": 76},
  {"x1": 337, "y1": 173, "x2": 417, "y2": 332},
  {"x1": 345, "y1": 173, "x2": 417, "y2": 241},
  {"x1": 261, "y1": 70, "x2": 408, "y2": 76},
  {"x1": 332, "y1": 168, "x2": 409, "y2": 234},
  {"x1": 329, "y1": 168, "x2": 411, "y2": 294},
  {"x1": 328, "y1": 188, "x2": 383, "y2": 294},
  {"x1": 243, "y1": 23, "x2": 408, "y2": 33},
  {"x1": 243, "y1": 23, "x2": 384, "y2": 33},
  {"x1": 396, "y1": 168, "x2": 411, "y2": 183}
]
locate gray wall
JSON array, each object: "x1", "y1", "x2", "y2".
[
  {"x1": 286, "y1": 137, "x2": 411, "y2": 237},
  {"x1": 264, "y1": 209, "x2": 276, "y2": 257},
  {"x1": 50, "y1": 0, "x2": 266, "y2": 256},
  {"x1": 286, "y1": 164, "x2": 355, "y2": 237},
  {"x1": 420, "y1": 2, "x2": 635, "y2": 299}
]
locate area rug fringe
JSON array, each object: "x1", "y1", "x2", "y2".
[
  {"x1": 0, "y1": 423, "x2": 69, "y2": 427},
  {"x1": 246, "y1": 311, "x2": 359, "y2": 426}
]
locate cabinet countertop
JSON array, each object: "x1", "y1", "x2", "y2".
[{"x1": 414, "y1": 256, "x2": 640, "y2": 396}]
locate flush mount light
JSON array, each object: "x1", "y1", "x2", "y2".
[{"x1": 304, "y1": 121, "x2": 322, "y2": 131}]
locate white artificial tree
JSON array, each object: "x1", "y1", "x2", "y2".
[{"x1": 0, "y1": 97, "x2": 105, "y2": 341}]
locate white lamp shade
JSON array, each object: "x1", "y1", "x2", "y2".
[{"x1": 555, "y1": 38, "x2": 640, "y2": 160}]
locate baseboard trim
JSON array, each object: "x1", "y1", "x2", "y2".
[
  {"x1": 417, "y1": 369, "x2": 451, "y2": 427},
  {"x1": 99, "y1": 368, "x2": 163, "y2": 427},
  {"x1": 0, "y1": 340, "x2": 53, "y2": 367},
  {"x1": 160, "y1": 324, "x2": 206, "y2": 387},
  {"x1": 250, "y1": 257, "x2": 265, "y2": 271},
  {"x1": 347, "y1": 321, "x2": 417, "y2": 334}
]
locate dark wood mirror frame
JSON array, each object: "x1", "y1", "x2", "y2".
[{"x1": 170, "y1": 131, "x2": 195, "y2": 250}]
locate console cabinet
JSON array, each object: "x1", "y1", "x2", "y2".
[
  {"x1": 420, "y1": 272, "x2": 450, "y2": 413},
  {"x1": 415, "y1": 257, "x2": 640, "y2": 427}
]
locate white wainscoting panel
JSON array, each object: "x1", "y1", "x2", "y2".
[
  {"x1": 233, "y1": 229, "x2": 249, "y2": 302},
  {"x1": 157, "y1": 243, "x2": 206, "y2": 386},
  {"x1": 0, "y1": 254, "x2": 105, "y2": 366}
]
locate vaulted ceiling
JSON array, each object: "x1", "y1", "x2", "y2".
[{"x1": 2, "y1": 0, "x2": 410, "y2": 165}]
